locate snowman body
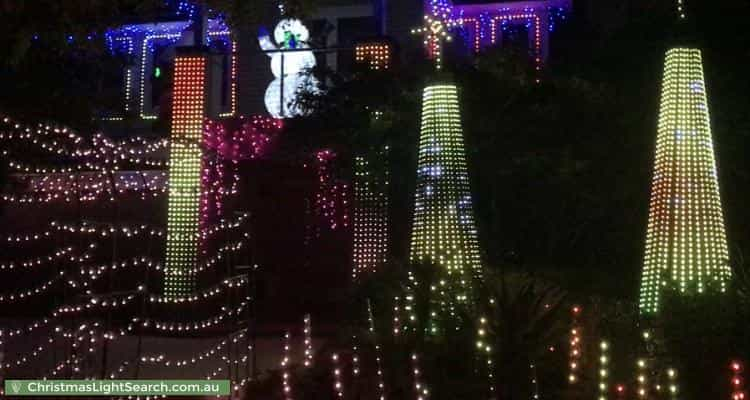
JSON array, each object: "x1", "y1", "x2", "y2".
[{"x1": 259, "y1": 18, "x2": 319, "y2": 118}]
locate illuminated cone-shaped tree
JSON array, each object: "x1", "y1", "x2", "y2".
[
  {"x1": 639, "y1": 47, "x2": 731, "y2": 315},
  {"x1": 408, "y1": 84, "x2": 483, "y2": 332}
]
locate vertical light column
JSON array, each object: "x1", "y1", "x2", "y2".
[
  {"x1": 164, "y1": 53, "x2": 207, "y2": 297},
  {"x1": 352, "y1": 152, "x2": 389, "y2": 280},
  {"x1": 352, "y1": 41, "x2": 392, "y2": 281},
  {"x1": 638, "y1": 48, "x2": 730, "y2": 314},
  {"x1": 599, "y1": 340, "x2": 610, "y2": 400},
  {"x1": 568, "y1": 306, "x2": 582, "y2": 384},
  {"x1": 408, "y1": 84, "x2": 482, "y2": 320}
]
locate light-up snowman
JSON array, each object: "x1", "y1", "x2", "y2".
[{"x1": 258, "y1": 18, "x2": 319, "y2": 118}]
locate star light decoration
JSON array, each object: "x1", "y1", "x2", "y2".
[{"x1": 411, "y1": 12, "x2": 459, "y2": 70}]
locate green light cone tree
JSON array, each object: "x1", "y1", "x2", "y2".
[
  {"x1": 639, "y1": 48, "x2": 731, "y2": 315},
  {"x1": 353, "y1": 150, "x2": 389, "y2": 280},
  {"x1": 407, "y1": 84, "x2": 483, "y2": 333}
]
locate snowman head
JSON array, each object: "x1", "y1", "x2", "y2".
[{"x1": 274, "y1": 18, "x2": 310, "y2": 49}]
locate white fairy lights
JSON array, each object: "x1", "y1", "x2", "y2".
[
  {"x1": 599, "y1": 340, "x2": 610, "y2": 400},
  {"x1": 332, "y1": 353, "x2": 344, "y2": 398},
  {"x1": 412, "y1": 353, "x2": 429, "y2": 399},
  {"x1": 476, "y1": 316, "x2": 495, "y2": 396},
  {"x1": 352, "y1": 151, "x2": 389, "y2": 280},
  {"x1": 303, "y1": 313, "x2": 313, "y2": 367},
  {"x1": 667, "y1": 368, "x2": 679, "y2": 399},
  {"x1": 282, "y1": 331, "x2": 293, "y2": 400},
  {"x1": 636, "y1": 358, "x2": 648, "y2": 398},
  {"x1": 639, "y1": 48, "x2": 730, "y2": 314},
  {"x1": 568, "y1": 306, "x2": 582, "y2": 384}
]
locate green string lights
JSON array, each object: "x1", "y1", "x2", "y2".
[
  {"x1": 408, "y1": 84, "x2": 482, "y2": 330},
  {"x1": 163, "y1": 53, "x2": 207, "y2": 298},
  {"x1": 639, "y1": 48, "x2": 730, "y2": 315}
]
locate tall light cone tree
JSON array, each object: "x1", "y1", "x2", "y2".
[
  {"x1": 408, "y1": 84, "x2": 483, "y2": 332},
  {"x1": 639, "y1": 47, "x2": 731, "y2": 315}
]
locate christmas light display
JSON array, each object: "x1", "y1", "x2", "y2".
[
  {"x1": 408, "y1": 84, "x2": 482, "y2": 328},
  {"x1": 392, "y1": 295, "x2": 403, "y2": 336},
  {"x1": 352, "y1": 151, "x2": 389, "y2": 280},
  {"x1": 106, "y1": 18, "x2": 233, "y2": 120},
  {"x1": 332, "y1": 353, "x2": 344, "y2": 398},
  {"x1": 531, "y1": 363, "x2": 540, "y2": 399},
  {"x1": 636, "y1": 358, "x2": 648, "y2": 398},
  {"x1": 140, "y1": 329, "x2": 246, "y2": 367},
  {"x1": 599, "y1": 340, "x2": 609, "y2": 400},
  {"x1": 412, "y1": 15, "x2": 457, "y2": 69},
  {"x1": 303, "y1": 313, "x2": 313, "y2": 367},
  {"x1": 638, "y1": 48, "x2": 731, "y2": 314},
  {"x1": 366, "y1": 300, "x2": 386, "y2": 400},
  {"x1": 164, "y1": 52, "x2": 207, "y2": 297},
  {"x1": 568, "y1": 306, "x2": 581, "y2": 384},
  {"x1": 0, "y1": 271, "x2": 65, "y2": 303},
  {"x1": 412, "y1": 353, "x2": 429, "y2": 399},
  {"x1": 352, "y1": 336, "x2": 361, "y2": 378},
  {"x1": 732, "y1": 361, "x2": 745, "y2": 400},
  {"x1": 354, "y1": 42, "x2": 391, "y2": 70},
  {"x1": 666, "y1": 368, "x2": 679, "y2": 399},
  {"x1": 312, "y1": 150, "x2": 350, "y2": 231},
  {"x1": 200, "y1": 117, "x2": 282, "y2": 245},
  {"x1": 420, "y1": 0, "x2": 569, "y2": 70},
  {"x1": 476, "y1": 316, "x2": 495, "y2": 396},
  {"x1": 282, "y1": 331, "x2": 293, "y2": 399}
]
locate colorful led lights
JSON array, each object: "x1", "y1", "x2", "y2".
[
  {"x1": 408, "y1": 84, "x2": 482, "y2": 328},
  {"x1": 639, "y1": 48, "x2": 731, "y2": 314},
  {"x1": 164, "y1": 53, "x2": 207, "y2": 298}
]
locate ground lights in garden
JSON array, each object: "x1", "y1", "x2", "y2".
[
  {"x1": 732, "y1": 361, "x2": 745, "y2": 400},
  {"x1": 568, "y1": 305, "x2": 582, "y2": 384}
]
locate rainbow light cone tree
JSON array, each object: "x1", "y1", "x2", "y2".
[
  {"x1": 639, "y1": 47, "x2": 731, "y2": 315},
  {"x1": 408, "y1": 84, "x2": 483, "y2": 333}
]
